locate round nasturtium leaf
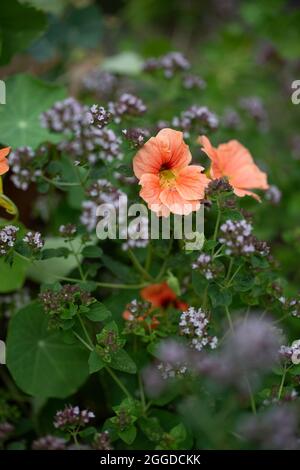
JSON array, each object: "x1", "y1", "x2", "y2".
[
  {"x1": 0, "y1": 256, "x2": 27, "y2": 293},
  {"x1": 6, "y1": 302, "x2": 89, "y2": 398},
  {"x1": 0, "y1": 74, "x2": 65, "y2": 148}
]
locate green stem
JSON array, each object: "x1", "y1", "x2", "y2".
[
  {"x1": 226, "y1": 264, "x2": 243, "y2": 287},
  {"x1": 14, "y1": 251, "x2": 31, "y2": 263},
  {"x1": 225, "y1": 305, "x2": 234, "y2": 331},
  {"x1": 212, "y1": 245, "x2": 223, "y2": 260},
  {"x1": 156, "y1": 236, "x2": 173, "y2": 281},
  {"x1": 69, "y1": 241, "x2": 85, "y2": 281},
  {"x1": 245, "y1": 377, "x2": 257, "y2": 415},
  {"x1": 278, "y1": 363, "x2": 287, "y2": 400},
  {"x1": 138, "y1": 373, "x2": 147, "y2": 414},
  {"x1": 71, "y1": 431, "x2": 80, "y2": 447},
  {"x1": 105, "y1": 366, "x2": 132, "y2": 399},
  {"x1": 77, "y1": 313, "x2": 94, "y2": 348},
  {"x1": 225, "y1": 258, "x2": 234, "y2": 284},
  {"x1": 41, "y1": 175, "x2": 82, "y2": 188},
  {"x1": 73, "y1": 331, "x2": 94, "y2": 352},
  {"x1": 128, "y1": 249, "x2": 154, "y2": 281},
  {"x1": 274, "y1": 313, "x2": 290, "y2": 325},
  {"x1": 97, "y1": 281, "x2": 148, "y2": 290},
  {"x1": 145, "y1": 242, "x2": 152, "y2": 272},
  {"x1": 74, "y1": 165, "x2": 84, "y2": 185},
  {"x1": 145, "y1": 400, "x2": 153, "y2": 412},
  {"x1": 74, "y1": 165, "x2": 90, "y2": 190},
  {"x1": 54, "y1": 275, "x2": 148, "y2": 289},
  {"x1": 211, "y1": 199, "x2": 221, "y2": 256}
]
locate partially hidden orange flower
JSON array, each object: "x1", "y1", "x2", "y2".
[
  {"x1": 0, "y1": 147, "x2": 10, "y2": 176},
  {"x1": 123, "y1": 309, "x2": 160, "y2": 330},
  {"x1": 141, "y1": 282, "x2": 188, "y2": 311},
  {"x1": 123, "y1": 282, "x2": 187, "y2": 330},
  {"x1": 199, "y1": 136, "x2": 268, "y2": 201},
  {"x1": 133, "y1": 128, "x2": 210, "y2": 216}
]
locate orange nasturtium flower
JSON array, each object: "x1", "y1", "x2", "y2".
[
  {"x1": 199, "y1": 136, "x2": 269, "y2": 201},
  {"x1": 0, "y1": 147, "x2": 10, "y2": 176},
  {"x1": 133, "y1": 128, "x2": 210, "y2": 216},
  {"x1": 141, "y1": 282, "x2": 188, "y2": 311}
]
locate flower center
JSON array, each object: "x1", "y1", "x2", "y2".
[{"x1": 159, "y1": 169, "x2": 177, "y2": 188}]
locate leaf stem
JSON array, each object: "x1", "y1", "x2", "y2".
[
  {"x1": 14, "y1": 251, "x2": 31, "y2": 263},
  {"x1": 145, "y1": 242, "x2": 152, "y2": 272},
  {"x1": 245, "y1": 377, "x2": 257, "y2": 415},
  {"x1": 105, "y1": 366, "x2": 132, "y2": 399},
  {"x1": 69, "y1": 240, "x2": 85, "y2": 281},
  {"x1": 41, "y1": 175, "x2": 82, "y2": 188},
  {"x1": 278, "y1": 363, "x2": 287, "y2": 400},
  {"x1": 225, "y1": 305, "x2": 234, "y2": 331},
  {"x1": 73, "y1": 331, "x2": 94, "y2": 352},
  {"x1": 138, "y1": 373, "x2": 147, "y2": 414},
  {"x1": 77, "y1": 314, "x2": 94, "y2": 349},
  {"x1": 127, "y1": 249, "x2": 154, "y2": 281},
  {"x1": 211, "y1": 198, "x2": 221, "y2": 256},
  {"x1": 54, "y1": 275, "x2": 149, "y2": 290},
  {"x1": 156, "y1": 236, "x2": 173, "y2": 281},
  {"x1": 226, "y1": 264, "x2": 243, "y2": 287}
]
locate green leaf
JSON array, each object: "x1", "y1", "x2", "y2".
[
  {"x1": 208, "y1": 284, "x2": 232, "y2": 307},
  {"x1": 113, "y1": 397, "x2": 141, "y2": 417},
  {"x1": 78, "y1": 426, "x2": 97, "y2": 439},
  {"x1": 151, "y1": 387, "x2": 180, "y2": 406},
  {"x1": 289, "y1": 365, "x2": 300, "y2": 376},
  {"x1": 110, "y1": 349, "x2": 137, "y2": 374},
  {"x1": 41, "y1": 247, "x2": 70, "y2": 259},
  {"x1": 102, "y1": 52, "x2": 143, "y2": 75},
  {"x1": 0, "y1": 75, "x2": 65, "y2": 147},
  {"x1": 221, "y1": 209, "x2": 243, "y2": 222},
  {"x1": 251, "y1": 256, "x2": 269, "y2": 269},
  {"x1": 86, "y1": 302, "x2": 111, "y2": 322},
  {"x1": 0, "y1": 256, "x2": 27, "y2": 293},
  {"x1": 19, "y1": 0, "x2": 66, "y2": 15},
  {"x1": 166, "y1": 271, "x2": 181, "y2": 296},
  {"x1": 0, "y1": 0, "x2": 47, "y2": 65},
  {"x1": 138, "y1": 417, "x2": 163, "y2": 442},
  {"x1": 118, "y1": 425, "x2": 137, "y2": 445},
  {"x1": 6, "y1": 302, "x2": 89, "y2": 398},
  {"x1": 102, "y1": 255, "x2": 138, "y2": 282},
  {"x1": 67, "y1": 185, "x2": 86, "y2": 210},
  {"x1": 170, "y1": 423, "x2": 187, "y2": 442},
  {"x1": 79, "y1": 281, "x2": 99, "y2": 293},
  {"x1": 233, "y1": 272, "x2": 255, "y2": 292},
  {"x1": 88, "y1": 350, "x2": 104, "y2": 374},
  {"x1": 192, "y1": 270, "x2": 208, "y2": 296},
  {"x1": 6, "y1": 441, "x2": 26, "y2": 450},
  {"x1": 82, "y1": 245, "x2": 103, "y2": 259},
  {"x1": 27, "y1": 236, "x2": 82, "y2": 284},
  {"x1": 204, "y1": 240, "x2": 217, "y2": 251}
]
